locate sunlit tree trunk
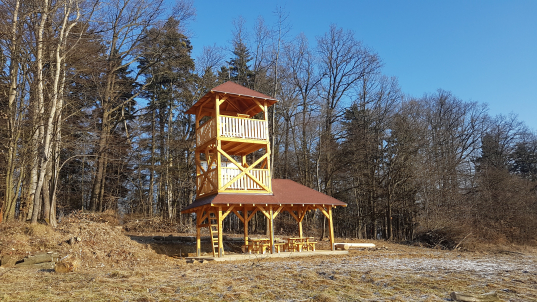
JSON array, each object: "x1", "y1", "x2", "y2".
[{"x1": 2, "y1": 0, "x2": 21, "y2": 222}]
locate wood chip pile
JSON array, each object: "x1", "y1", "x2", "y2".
[{"x1": 0, "y1": 213, "x2": 170, "y2": 269}]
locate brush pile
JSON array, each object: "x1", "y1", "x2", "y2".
[{"x1": 0, "y1": 212, "x2": 169, "y2": 269}]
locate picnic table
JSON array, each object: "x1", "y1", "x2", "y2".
[
  {"x1": 242, "y1": 238, "x2": 287, "y2": 254},
  {"x1": 242, "y1": 237, "x2": 318, "y2": 254},
  {"x1": 249, "y1": 238, "x2": 271, "y2": 254},
  {"x1": 284, "y1": 237, "x2": 317, "y2": 252}
]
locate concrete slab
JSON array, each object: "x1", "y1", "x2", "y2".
[{"x1": 186, "y1": 250, "x2": 349, "y2": 262}]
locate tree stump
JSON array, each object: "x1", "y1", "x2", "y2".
[
  {"x1": 55, "y1": 255, "x2": 80, "y2": 273},
  {"x1": 0, "y1": 255, "x2": 16, "y2": 267}
]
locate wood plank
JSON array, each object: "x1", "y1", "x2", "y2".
[
  {"x1": 255, "y1": 205, "x2": 270, "y2": 219},
  {"x1": 243, "y1": 206, "x2": 249, "y2": 246},
  {"x1": 220, "y1": 136, "x2": 269, "y2": 145},
  {"x1": 199, "y1": 211, "x2": 209, "y2": 225},
  {"x1": 221, "y1": 205, "x2": 235, "y2": 220},
  {"x1": 450, "y1": 292, "x2": 500, "y2": 302},
  {"x1": 269, "y1": 206, "x2": 275, "y2": 254},
  {"x1": 328, "y1": 206, "x2": 335, "y2": 251},
  {"x1": 217, "y1": 147, "x2": 270, "y2": 192},
  {"x1": 252, "y1": 99, "x2": 265, "y2": 113},
  {"x1": 334, "y1": 243, "x2": 376, "y2": 250},
  {"x1": 196, "y1": 209, "x2": 202, "y2": 256},
  {"x1": 200, "y1": 108, "x2": 238, "y2": 117},
  {"x1": 272, "y1": 205, "x2": 284, "y2": 220},
  {"x1": 224, "y1": 97, "x2": 242, "y2": 112},
  {"x1": 217, "y1": 189, "x2": 269, "y2": 194},
  {"x1": 288, "y1": 210, "x2": 300, "y2": 223},
  {"x1": 218, "y1": 207, "x2": 223, "y2": 257},
  {"x1": 244, "y1": 102, "x2": 264, "y2": 115},
  {"x1": 232, "y1": 208, "x2": 245, "y2": 223},
  {"x1": 317, "y1": 205, "x2": 330, "y2": 219},
  {"x1": 299, "y1": 206, "x2": 310, "y2": 222},
  {"x1": 246, "y1": 208, "x2": 259, "y2": 222}
]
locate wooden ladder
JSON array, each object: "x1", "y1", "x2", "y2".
[{"x1": 209, "y1": 212, "x2": 219, "y2": 257}]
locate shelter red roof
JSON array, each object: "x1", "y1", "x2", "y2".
[{"x1": 181, "y1": 179, "x2": 347, "y2": 213}]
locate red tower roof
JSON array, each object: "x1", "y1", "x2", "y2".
[
  {"x1": 211, "y1": 81, "x2": 277, "y2": 100},
  {"x1": 185, "y1": 81, "x2": 277, "y2": 115}
]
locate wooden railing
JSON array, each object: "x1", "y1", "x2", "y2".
[
  {"x1": 220, "y1": 167, "x2": 270, "y2": 191},
  {"x1": 196, "y1": 116, "x2": 267, "y2": 147},
  {"x1": 219, "y1": 116, "x2": 267, "y2": 140},
  {"x1": 196, "y1": 118, "x2": 216, "y2": 146},
  {"x1": 197, "y1": 169, "x2": 217, "y2": 196}
]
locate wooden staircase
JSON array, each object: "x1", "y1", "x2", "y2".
[{"x1": 209, "y1": 212, "x2": 220, "y2": 257}]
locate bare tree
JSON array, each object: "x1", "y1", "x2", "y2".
[
  {"x1": 316, "y1": 24, "x2": 381, "y2": 197},
  {"x1": 89, "y1": 0, "x2": 165, "y2": 211},
  {"x1": 416, "y1": 90, "x2": 487, "y2": 231},
  {"x1": 0, "y1": 0, "x2": 22, "y2": 221},
  {"x1": 31, "y1": 0, "x2": 86, "y2": 226},
  {"x1": 283, "y1": 33, "x2": 321, "y2": 186}
]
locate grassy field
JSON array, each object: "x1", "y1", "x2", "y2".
[{"x1": 1, "y1": 218, "x2": 536, "y2": 301}]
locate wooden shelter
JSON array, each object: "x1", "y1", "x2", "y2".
[{"x1": 182, "y1": 82, "x2": 347, "y2": 257}]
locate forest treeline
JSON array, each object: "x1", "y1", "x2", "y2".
[{"x1": 1, "y1": 0, "x2": 536, "y2": 244}]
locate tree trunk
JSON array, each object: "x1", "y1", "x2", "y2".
[
  {"x1": 31, "y1": 0, "x2": 50, "y2": 224},
  {"x1": 42, "y1": 162, "x2": 52, "y2": 224},
  {"x1": 90, "y1": 110, "x2": 110, "y2": 211},
  {"x1": 148, "y1": 110, "x2": 156, "y2": 217}
]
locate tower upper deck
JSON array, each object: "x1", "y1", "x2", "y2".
[{"x1": 185, "y1": 82, "x2": 278, "y2": 198}]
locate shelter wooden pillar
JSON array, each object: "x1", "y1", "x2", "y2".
[
  {"x1": 243, "y1": 207, "x2": 249, "y2": 246},
  {"x1": 269, "y1": 206, "x2": 275, "y2": 254},
  {"x1": 328, "y1": 206, "x2": 335, "y2": 251},
  {"x1": 196, "y1": 210, "x2": 201, "y2": 256},
  {"x1": 298, "y1": 209, "x2": 303, "y2": 238},
  {"x1": 217, "y1": 207, "x2": 223, "y2": 257}
]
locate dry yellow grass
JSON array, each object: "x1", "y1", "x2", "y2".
[{"x1": 1, "y1": 218, "x2": 536, "y2": 301}]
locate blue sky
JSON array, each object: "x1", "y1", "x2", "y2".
[{"x1": 181, "y1": 0, "x2": 537, "y2": 131}]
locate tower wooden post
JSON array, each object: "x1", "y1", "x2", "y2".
[{"x1": 185, "y1": 82, "x2": 279, "y2": 257}]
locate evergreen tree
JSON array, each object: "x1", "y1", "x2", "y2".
[
  {"x1": 219, "y1": 40, "x2": 254, "y2": 88},
  {"x1": 511, "y1": 140, "x2": 537, "y2": 181},
  {"x1": 138, "y1": 17, "x2": 195, "y2": 219}
]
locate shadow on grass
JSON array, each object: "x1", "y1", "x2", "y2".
[{"x1": 126, "y1": 235, "x2": 243, "y2": 257}]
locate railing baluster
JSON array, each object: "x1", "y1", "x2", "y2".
[
  {"x1": 253, "y1": 120, "x2": 257, "y2": 139},
  {"x1": 243, "y1": 118, "x2": 246, "y2": 138},
  {"x1": 209, "y1": 116, "x2": 267, "y2": 141}
]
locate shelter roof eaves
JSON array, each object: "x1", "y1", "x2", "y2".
[{"x1": 181, "y1": 179, "x2": 347, "y2": 213}]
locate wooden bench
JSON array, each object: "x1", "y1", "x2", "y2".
[
  {"x1": 286, "y1": 241, "x2": 307, "y2": 252},
  {"x1": 305, "y1": 241, "x2": 317, "y2": 251},
  {"x1": 242, "y1": 239, "x2": 273, "y2": 254},
  {"x1": 241, "y1": 244, "x2": 252, "y2": 253},
  {"x1": 273, "y1": 243, "x2": 285, "y2": 253},
  {"x1": 284, "y1": 237, "x2": 317, "y2": 252}
]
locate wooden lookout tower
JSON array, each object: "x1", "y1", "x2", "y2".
[
  {"x1": 182, "y1": 82, "x2": 346, "y2": 258},
  {"x1": 186, "y1": 81, "x2": 276, "y2": 197}
]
